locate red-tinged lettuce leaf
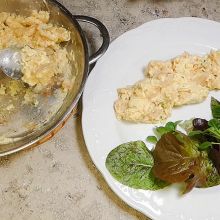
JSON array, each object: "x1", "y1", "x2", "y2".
[
  {"x1": 184, "y1": 173, "x2": 206, "y2": 194},
  {"x1": 209, "y1": 145, "x2": 220, "y2": 174},
  {"x1": 152, "y1": 132, "x2": 207, "y2": 192}
]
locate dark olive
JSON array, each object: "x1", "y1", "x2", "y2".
[{"x1": 192, "y1": 118, "x2": 208, "y2": 131}]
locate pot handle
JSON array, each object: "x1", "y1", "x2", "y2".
[{"x1": 74, "y1": 15, "x2": 110, "y2": 65}]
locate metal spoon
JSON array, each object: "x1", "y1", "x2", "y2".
[{"x1": 0, "y1": 48, "x2": 22, "y2": 80}]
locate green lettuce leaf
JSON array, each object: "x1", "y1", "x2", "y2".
[
  {"x1": 211, "y1": 97, "x2": 220, "y2": 119},
  {"x1": 206, "y1": 119, "x2": 220, "y2": 140},
  {"x1": 200, "y1": 151, "x2": 220, "y2": 188},
  {"x1": 179, "y1": 118, "x2": 194, "y2": 133},
  {"x1": 106, "y1": 141, "x2": 168, "y2": 190},
  {"x1": 146, "y1": 136, "x2": 158, "y2": 144}
]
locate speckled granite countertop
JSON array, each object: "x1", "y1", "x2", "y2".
[{"x1": 0, "y1": 1, "x2": 220, "y2": 220}]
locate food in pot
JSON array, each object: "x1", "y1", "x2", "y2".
[
  {"x1": 0, "y1": 11, "x2": 74, "y2": 123},
  {"x1": 114, "y1": 51, "x2": 220, "y2": 123}
]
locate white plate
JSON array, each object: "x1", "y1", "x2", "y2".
[{"x1": 82, "y1": 17, "x2": 220, "y2": 220}]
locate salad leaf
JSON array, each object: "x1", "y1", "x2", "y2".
[
  {"x1": 106, "y1": 141, "x2": 168, "y2": 190},
  {"x1": 211, "y1": 97, "x2": 220, "y2": 119},
  {"x1": 146, "y1": 136, "x2": 158, "y2": 144},
  {"x1": 152, "y1": 132, "x2": 206, "y2": 192},
  {"x1": 208, "y1": 118, "x2": 220, "y2": 130},
  {"x1": 200, "y1": 151, "x2": 220, "y2": 188},
  {"x1": 156, "y1": 121, "x2": 181, "y2": 137},
  {"x1": 188, "y1": 130, "x2": 204, "y2": 137},
  {"x1": 206, "y1": 124, "x2": 220, "y2": 140},
  {"x1": 198, "y1": 141, "x2": 212, "y2": 150},
  {"x1": 209, "y1": 145, "x2": 220, "y2": 174},
  {"x1": 155, "y1": 127, "x2": 171, "y2": 136},
  {"x1": 179, "y1": 118, "x2": 194, "y2": 134},
  {"x1": 165, "y1": 121, "x2": 180, "y2": 131}
]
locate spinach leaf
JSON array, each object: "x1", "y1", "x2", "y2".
[
  {"x1": 106, "y1": 141, "x2": 168, "y2": 190},
  {"x1": 211, "y1": 97, "x2": 220, "y2": 119}
]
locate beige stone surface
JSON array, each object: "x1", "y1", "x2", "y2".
[{"x1": 0, "y1": 1, "x2": 220, "y2": 220}]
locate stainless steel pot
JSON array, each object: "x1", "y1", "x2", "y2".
[{"x1": 0, "y1": 0, "x2": 110, "y2": 156}]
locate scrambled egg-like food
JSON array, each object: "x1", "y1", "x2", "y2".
[
  {"x1": 114, "y1": 51, "x2": 220, "y2": 123},
  {"x1": 0, "y1": 10, "x2": 73, "y2": 105}
]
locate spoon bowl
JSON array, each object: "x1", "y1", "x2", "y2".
[{"x1": 0, "y1": 48, "x2": 22, "y2": 80}]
